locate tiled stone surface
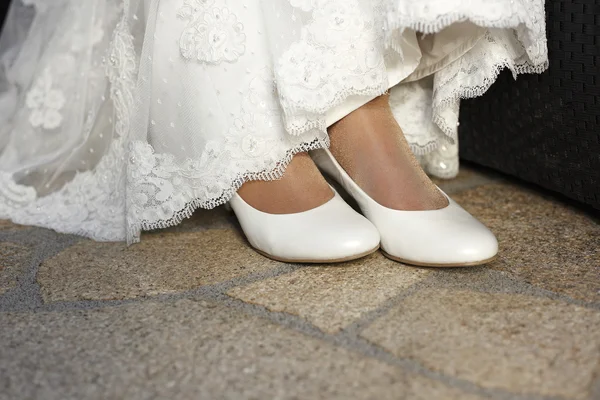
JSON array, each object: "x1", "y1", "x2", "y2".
[
  {"x1": 0, "y1": 242, "x2": 32, "y2": 295},
  {"x1": 2, "y1": 167, "x2": 597, "y2": 400},
  {"x1": 362, "y1": 289, "x2": 600, "y2": 399},
  {"x1": 0, "y1": 299, "x2": 484, "y2": 400},
  {"x1": 228, "y1": 252, "x2": 428, "y2": 333},
  {"x1": 37, "y1": 229, "x2": 280, "y2": 303},
  {"x1": 452, "y1": 184, "x2": 600, "y2": 302}
]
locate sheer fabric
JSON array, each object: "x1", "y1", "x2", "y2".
[{"x1": 0, "y1": 0, "x2": 547, "y2": 243}]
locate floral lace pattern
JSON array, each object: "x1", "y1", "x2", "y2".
[
  {"x1": 177, "y1": 0, "x2": 246, "y2": 64},
  {"x1": 277, "y1": 0, "x2": 389, "y2": 120},
  {"x1": 0, "y1": 0, "x2": 548, "y2": 243},
  {"x1": 127, "y1": 69, "x2": 328, "y2": 235},
  {"x1": 272, "y1": 0, "x2": 547, "y2": 172},
  {"x1": 25, "y1": 68, "x2": 67, "y2": 130}
]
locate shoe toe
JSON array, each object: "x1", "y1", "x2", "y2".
[
  {"x1": 232, "y1": 191, "x2": 380, "y2": 263},
  {"x1": 446, "y1": 221, "x2": 499, "y2": 264},
  {"x1": 378, "y1": 202, "x2": 499, "y2": 267},
  {"x1": 328, "y1": 212, "x2": 381, "y2": 257},
  {"x1": 286, "y1": 200, "x2": 380, "y2": 262}
]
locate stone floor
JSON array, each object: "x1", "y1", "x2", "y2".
[{"x1": 0, "y1": 165, "x2": 599, "y2": 400}]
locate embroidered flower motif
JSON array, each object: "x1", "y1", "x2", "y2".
[
  {"x1": 178, "y1": 1, "x2": 246, "y2": 64},
  {"x1": 129, "y1": 142, "x2": 157, "y2": 177},
  {"x1": 278, "y1": 41, "x2": 332, "y2": 90},
  {"x1": 276, "y1": 0, "x2": 387, "y2": 114},
  {"x1": 228, "y1": 114, "x2": 268, "y2": 157},
  {"x1": 241, "y1": 69, "x2": 281, "y2": 115},
  {"x1": 309, "y1": 1, "x2": 365, "y2": 47},
  {"x1": 25, "y1": 68, "x2": 66, "y2": 130}
]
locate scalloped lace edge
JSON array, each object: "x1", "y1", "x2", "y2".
[{"x1": 129, "y1": 136, "x2": 329, "y2": 244}]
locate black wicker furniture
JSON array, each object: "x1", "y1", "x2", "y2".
[{"x1": 460, "y1": 0, "x2": 600, "y2": 210}]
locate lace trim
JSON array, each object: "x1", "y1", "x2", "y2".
[
  {"x1": 410, "y1": 139, "x2": 445, "y2": 156},
  {"x1": 387, "y1": 12, "x2": 530, "y2": 34},
  {"x1": 385, "y1": 1, "x2": 540, "y2": 31},
  {"x1": 177, "y1": 0, "x2": 247, "y2": 64},
  {"x1": 384, "y1": 0, "x2": 547, "y2": 69},
  {"x1": 432, "y1": 31, "x2": 548, "y2": 141},
  {"x1": 128, "y1": 136, "x2": 329, "y2": 242},
  {"x1": 276, "y1": 0, "x2": 547, "y2": 145},
  {"x1": 437, "y1": 61, "x2": 548, "y2": 112},
  {"x1": 433, "y1": 61, "x2": 548, "y2": 139}
]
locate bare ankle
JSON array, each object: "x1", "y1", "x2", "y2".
[
  {"x1": 238, "y1": 153, "x2": 333, "y2": 214},
  {"x1": 327, "y1": 95, "x2": 448, "y2": 211}
]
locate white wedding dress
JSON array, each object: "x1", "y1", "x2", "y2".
[{"x1": 0, "y1": 0, "x2": 547, "y2": 243}]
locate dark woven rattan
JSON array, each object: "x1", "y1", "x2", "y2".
[
  {"x1": 459, "y1": 0, "x2": 600, "y2": 209},
  {"x1": 0, "y1": 2, "x2": 8, "y2": 31}
]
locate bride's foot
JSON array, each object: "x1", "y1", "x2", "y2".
[
  {"x1": 230, "y1": 153, "x2": 380, "y2": 263},
  {"x1": 237, "y1": 153, "x2": 333, "y2": 213},
  {"x1": 328, "y1": 94, "x2": 448, "y2": 211},
  {"x1": 312, "y1": 94, "x2": 498, "y2": 267}
]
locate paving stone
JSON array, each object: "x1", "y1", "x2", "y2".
[
  {"x1": 361, "y1": 289, "x2": 600, "y2": 399},
  {"x1": 0, "y1": 298, "x2": 485, "y2": 400},
  {"x1": 37, "y1": 229, "x2": 280, "y2": 303},
  {"x1": 228, "y1": 252, "x2": 429, "y2": 333},
  {"x1": 452, "y1": 184, "x2": 600, "y2": 303},
  {"x1": 0, "y1": 242, "x2": 32, "y2": 295}
]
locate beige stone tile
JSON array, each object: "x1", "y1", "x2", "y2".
[
  {"x1": 37, "y1": 229, "x2": 281, "y2": 302},
  {"x1": 228, "y1": 252, "x2": 429, "y2": 333},
  {"x1": 451, "y1": 184, "x2": 600, "y2": 302},
  {"x1": 362, "y1": 289, "x2": 600, "y2": 399},
  {"x1": 0, "y1": 298, "x2": 484, "y2": 400},
  {"x1": 0, "y1": 242, "x2": 32, "y2": 295}
]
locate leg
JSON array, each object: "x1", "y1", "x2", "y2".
[
  {"x1": 328, "y1": 94, "x2": 448, "y2": 211},
  {"x1": 237, "y1": 153, "x2": 333, "y2": 214},
  {"x1": 317, "y1": 93, "x2": 497, "y2": 267}
]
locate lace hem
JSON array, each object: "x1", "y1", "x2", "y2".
[
  {"x1": 274, "y1": 0, "x2": 547, "y2": 149},
  {"x1": 384, "y1": 0, "x2": 546, "y2": 63},
  {"x1": 128, "y1": 136, "x2": 329, "y2": 244},
  {"x1": 431, "y1": 30, "x2": 548, "y2": 141}
]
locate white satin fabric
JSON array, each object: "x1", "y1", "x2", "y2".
[{"x1": 0, "y1": 0, "x2": 547, "y2": 243}]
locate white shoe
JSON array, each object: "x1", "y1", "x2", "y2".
[
  {"x1": 311, "y1": 149, "x2": 498, "y2": 267},
  {"x1": 229, "y1": 190, "x2": 380, "y2": 263}
]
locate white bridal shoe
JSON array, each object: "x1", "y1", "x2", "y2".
[
  {"x1": 311, "y1": 149, "x2": 499, "y2": 267},
  {"x1": 229, "y1": 190, "x2": 380, "y2": 263}
]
